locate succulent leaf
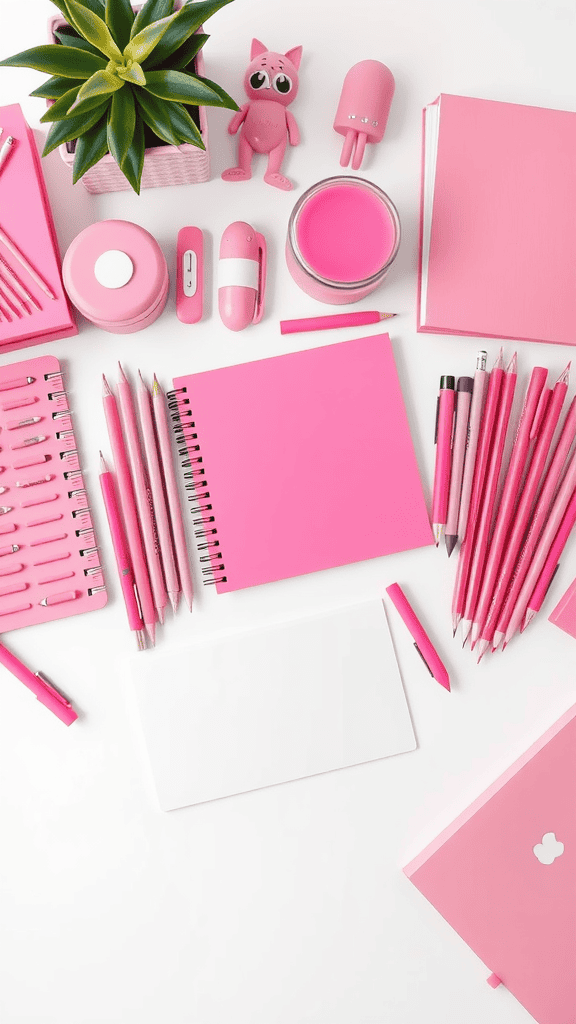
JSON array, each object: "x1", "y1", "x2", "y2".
[
  {"x1": 193, "y1": 73, "x2": 238, "y2": 109},
  {"x1": 61, "y1": 0, "x2": 105, "y2": 14},
  {"x1": 65, "y1": 0, "x2": 123, "y2": 61},
  {"x1": 30, "y1": 75, "x2": 85, "y2": 99},
  {"x1": 72, "y1": 113, "x2": 109, "y2": 182},
  {"x1": 0, "y1": 44, "x2": 107, "y2": 78},
  {"x1": 104, "y1": 0, "x2": 134, "y2": 51},
  {"x1": 130, "y1": 0, "x2": 174, "y2": 38},
  {"x1": 107, "y1": 84, "x2": 136, "y2": 168},
  {"x1": 134, "y1": 89, "x2": 183, "y2": 145},
  {"x1": 154, "y1": 32, "x2": 208, "y2": 71},
  {"x1": 144, "y1": 68, "x2": 228, "y2": 106},
  {"x1": 42, "y1": 100, "x2": 109, "y2": 155},
  {"x1": 119, "y1": 118, "x2": 145, "y2": 193},
  {"x1": 143, "y1": 0, "x2": 233, "y2": 68},
  {"x1": 39, "y1": 84, "x2": 82, "y2": 121},
  {"x1": 123, "y1": 12, "x2": 179, "y2": 65},
  {"x1": 54, "y1": 29, "x2": 103, "y2": 56},
  {"x1": 68, "y1": 68, "x2": 125, "y2": 118},
  {"x1": 116, "y1": 61, "x2": 146, "y2": 86}
]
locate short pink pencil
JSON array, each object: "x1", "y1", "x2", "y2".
[
  {"x1": 116, "y1": 363, "x2": 168, "y2": 626},
  {"x1": 102, "y1": 375, "x2": 156, "y2": 645},
  {"x1": 444, "y1": 377, "x2": 473, "y2": 557},
  {"x1": 152, "y1": 375, "x2": 194, "y2": 612},
  {"x1": 280, "y1": 310, "x2": 396, "y2": 334},
  {"x1": 523, "y1": 486, "x2": 576, "y2": 629},
  {"x1": 462, "y1": 354, "x2": 517, "y2": 644},
  {"x1": 137, "y1": 372, "x2": 180, "y2": 613},
  {"x1": 431, "y1": 375, "x2": 455, "y2": 544},
  {"x1": 470, "y1": 366, "x2": 548, "y2": 648},
  {"x1": 457, "y1": 350, "x2": 488, "y2": 543},
  {"x1": 504, "y1": 446, "x2": 576, "y2": 647}
]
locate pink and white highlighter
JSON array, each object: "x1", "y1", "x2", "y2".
[{"x1": 286, "y1": 176, "x2": 400, "y2": 304}]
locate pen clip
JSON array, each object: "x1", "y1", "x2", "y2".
[
  {"x1": 35, "y1": 671, "x2": 72, "y2": 708},
  {"x1": 252, "y1": 232, "x2": 267, "y2": 325},
  {"x1": 413, "y1": 642, "x2": 434, "y2": 677}
]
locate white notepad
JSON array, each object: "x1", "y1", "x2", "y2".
[{"x1": 126, "y1": 601, "x2": 416, "y2": 810}]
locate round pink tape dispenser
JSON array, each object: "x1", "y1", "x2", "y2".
[{"x1": 333, "y1": 60, "x2": 395, "y2": 170}]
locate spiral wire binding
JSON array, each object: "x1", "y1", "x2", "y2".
[{"x1": 167, "y1": 386, "x2": 226, "y2": 585}]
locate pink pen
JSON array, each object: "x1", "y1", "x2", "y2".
[
  {"x1": 461, "y1": 354, "x2": 517, "y2": 645},
  {"x1": 522, "y1": 486, "x2": 576, "y2": 630},
  {"x1": 116, "y1": 363, "x2": 168, "y2": 626},
  {"x1": 99, "y1": 454, "x2": 146, "y2": 651},
  {"x1": 152, "y1": 375, "x2": 194, "y2": 612},
  {"x1": 444, "y1": 377, "x2": 473, "y2": 557},
  {"x1": 481, "y1": 368, "x2": 568, "y2": 653},
  {"x1": 0, "y1": 638, "x2": 77, "y2": 726},
  {"x1": 280, "y1": 310, "x2": 396, "y2": 334},
  {"x1": 137, "y1": 372, "x2": 180, "y2": 613},
  {"x1": 102, "y1": 375, "x2": 156, "y2": 645},
  {"x1": 386, "y1": 583, "x2": 450, "y2": 691},
  {"x1": 452, "y1": 350, "x2": 504, "y2": 634},
  {"x1": 471, "y1": 365, "x2": 548, "y2": 649},
  {"x1": 457, "y1": 351, "x2": 488, "y2": 543},
  {"x1": 504, "y1": 446, "x2": 576, "y2": 647},
  {"x1": 431, "y1": 375, "x2": 455, "y2": 545}
]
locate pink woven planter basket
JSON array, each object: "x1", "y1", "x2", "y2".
[{"x1": 48, "y1": 13, "x2": 210, "y2": 193}]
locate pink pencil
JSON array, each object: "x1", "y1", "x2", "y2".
[
  {"x1": 137, "y1": 372, "x2": 180, "y2": 614},
  {"x1": 99, "y1": 454, "x2": 146, "y2": 652},
  {"x1": 116, "y1": 363, "x2": 168, "y2": 626},
  {"x1": 522, "y1": 486, "x2": 576, "y2": 630},
  {"x1": 152, "y1": 375, "x2": 194, "y2": 612},
  {"x1": 477, "y1": 368, "x2": 568, "y2": 656},
  {"x1": 470, "y1": 365, "x2": 548, "y2": 648},
  {"x1": 457, "y1": 350, "x2": 488, "y2": 544},
  {"x1": 431, "y1": 375, "x2": 455, "y2": 545},
  {"x1": 102, "y1": 375, "x2": 156, "y2": 646},
  {"x1": 504, "y1": 446, "x2": 576, "y2": 647},
  {"x1": 444, "y1": 377, "x2": 473, "y2": 557},
  {"x1": 280, "y1": 310, "x2": 396, "y2": 334},
  {"x1": 462, "y1": 354, "x2": 517, "y2": 645},
  {"x1": 452, "y1": 350, "x2": 503, "y2": 635}
]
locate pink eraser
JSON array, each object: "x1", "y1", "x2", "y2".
[
  {"x1": 177, "y1": 227, "x2": 204, "y2": 324},
  {"x1": 218, "y1": 221, "x2": 267, "y2": 332},
  {"x1": 334, "y1": 60, "x2": 395, "y2": 170}
]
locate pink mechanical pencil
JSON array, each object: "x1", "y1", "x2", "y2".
[
  {"x1": 99, "y1": 454, "x2": 146, "y2": 651},
  {"x1": 444, "y1": 377, "x2": 473, "y2": 557},
  {"x1": 386, "y1": 583, "x2": 450, "y2": 691},
  {"x1": 478, "y1": 367, "x2": 568, "y2": 655},
  {"x1": 462, "y1": 354, "x2": 517, "y2": 646},
  {"x1": 116, "y1": 363, "x2": 168, "y2": 626},
  {"x1": 522, "y1": 486, "x2": 576, "y2": 631},
  {"x1": 470, "y1": 365, "x2": 548, "y2": 648},
  {"x1": 137, "y1": 372, "x2": 180, "y2": 613},
  {"x1": 280, "y1": 310, "x2": 396, "y2": 334},
  {"x1": 102, "y1": 375, "x2": 156, "y2": 645},
  {"x1": 452, "y1": 350, "x2": 504, "y2": 635},
  {"x1": 503, "y1": 446, "x2": 576, "y2": 647},
  {"x1": 152, "y1": 375, "x2": 194, "y2": 612},
  {"x1": 431, "y1": 375, "x2": 455, "y2": 545},
  {"x1": 457, "y1": 350, "x2": 488, "y2": 543}
]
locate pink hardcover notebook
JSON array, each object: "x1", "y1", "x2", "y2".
[
  {"x1": 172, "y1": 334, "x2": 432, "y2": 593},
  {"x1": 549, "y1": 575, "x2": 576, "y2": 639},
  {"x1": 418, "y1": 93, "x2": 576, "y2": 346},
  {"x1": 405, "y1": 704, "x2": 576, "y2": 1024},
  {"x1": 0, "y1": 354, "x2": 106, "y2": 630},
  {"x1": 0, "y1": 104, "x2": 77, "y2": 352}
]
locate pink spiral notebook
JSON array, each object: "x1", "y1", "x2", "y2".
[
  {"x1": 418, "y1": 93, "x2": 576, "y2": 346},
  {"x1": 0, "y1": 354, "x2": 106, "y2": 631},
  {"x1": 172, "y1": 333, "x2": 432, "y2": 593},
  {"x1": 405, "y1": 704, "x2": 576, "y2": 1024}
]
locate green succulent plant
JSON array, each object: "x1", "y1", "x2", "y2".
[{"x1": 0, "y1": 0, "x2": 238, "y2": 193}]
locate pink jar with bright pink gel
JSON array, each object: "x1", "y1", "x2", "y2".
[
  {"x1": 62, "y1": 220, "x2": 169, "y2": 334},
  {"x1": 286, "y1": 176, "x2": 400, "y2": 304}
]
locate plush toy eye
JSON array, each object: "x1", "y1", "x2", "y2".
[
  {"x1": 273, "y1": 73, "x2": 292, "y2": 94},
  {"x1": 250, "y1": 70, "x2": 270, "y2": 89}
]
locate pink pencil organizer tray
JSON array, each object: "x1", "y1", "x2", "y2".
[{"x1": 62, "y1": 220, "x2": 169, "y2": 334}]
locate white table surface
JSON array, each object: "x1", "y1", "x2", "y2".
[{"x1": 0, "y1": 2, "x2": 575, "y2": 1022}]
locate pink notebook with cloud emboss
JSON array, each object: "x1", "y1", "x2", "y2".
[{"x1": 172, "y1": 333, "x2": 432, "y2": 592}]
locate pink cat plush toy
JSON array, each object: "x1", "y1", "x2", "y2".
[{"x1": 222, "y1": 38, "x2": 303, "y2": 191}]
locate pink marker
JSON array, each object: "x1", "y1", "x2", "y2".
[
  {"x1": 482, "y1": 369, "x2": 568, "y2": 653},
  {"x1": 452, "y1": 350, "x2": 504, "y2": 634},
  {"x1": 472, "y1": 365, "x2": 548, "y2": 651},
  {"x1": 116, "y1": 363, "x2": 167, "y2": 626},
  {"x1": 461, "y1": 354, "x2": 517, "y2": 645},
  {"x1": 431, "y1": 375, "x2": 455, "y2": 545},
  {"x1": 444, "y1": 377, "x2": 473, "y2": 557},
  {"x1": 523, "y1": 487, "x2": 576, "y2": 631},
  {"x1": 0, "y1": 638, "x2": 77, "y2": 726},
  {"x1": 218, "y1": 221, "x2": 266, "y2": 331}
]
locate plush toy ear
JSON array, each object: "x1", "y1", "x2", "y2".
[
  {"x1": 284, "y1": 45, "x2": 302, "y2": 70},
  {"x1": 250, "y1": 38, "x2": 268, "y2": 59}
]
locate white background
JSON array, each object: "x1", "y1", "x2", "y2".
[{"x1": 0, "y1": 1, "x2": 575, "y2": 1022}]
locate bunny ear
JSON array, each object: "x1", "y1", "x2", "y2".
[
  {"x1": 284, "y1": 45, "x2": 303, "y2": 69},
  {"x1": 250, "y1": 38, "x2": 268, "y2": 59}
]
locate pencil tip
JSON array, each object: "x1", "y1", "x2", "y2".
[
  {"x1": 102, "y1": 374, "x2": 111, "y2": 396},
  {"x1": 558, "y1": 362, "x2": 571, "y2": 385},
  {"x1": 136, "y1": 629, "x2": 147, "y2": 652},
  {"x1": 118, "y1": 361, "x2": 127, "y2": 382},
  {"x1": 506, "y1": 352, "x2": 517, "y2": 373},
  {"x1": 445, "y1": 534, "x2": 457, "y2": 557}
]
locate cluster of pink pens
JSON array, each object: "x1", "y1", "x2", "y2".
[
  {"x1": 100, "y1": 365, "x2": 194, "y2": 651},
  {"x1": 433, "y1": 349, "x2": 576, "y2": 660}
]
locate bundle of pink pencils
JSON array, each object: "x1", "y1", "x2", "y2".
[{"x1": 432, "y1": 350, "x2": 576, "y2": 659}]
